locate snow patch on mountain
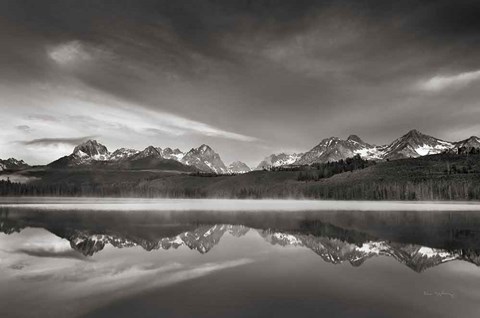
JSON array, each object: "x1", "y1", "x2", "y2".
[
  {"x1": 72, "y1": 140, "x2": 110, "y2": 162},
  {"x1": 228, "y1": 161, "x2": 251, "y2": 174},
  {"x1": 109, "y1": 148, "x2": 139, "y2": 161},
  {"x1": 160, "y1": 148, "x2": 185, "y2": 161},
  {"x1": 256, "y1": 153, "x2": 303, "y2": 170},
  {"x1": 132, "y1": 146, "x2": 162, "y2": 160},
  {"x1": 291, "y1": 130, "x2": 456, "y2": 165},
  {"x1": 382, "y1": 130, "x2": 454, "y2": 160},
  {"x1": 295, "y1": 135, "x2": 374, "y2": 165},
  {"x1": 0, "y1": 158, "x2": 29, "y2": 171},
  {"x1": 181, "y1": 144, "x2": 228, "y2": 174}
]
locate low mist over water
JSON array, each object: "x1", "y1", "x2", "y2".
[
  {"x1": 1, "y1": 199, "x2": 480, "y2": 317},
  {"x1": 2, "y1": 198, "x2": 480, "y2": 211}
]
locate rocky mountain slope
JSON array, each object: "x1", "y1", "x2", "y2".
[
  {"x1": 453, "y1": 136, "x2": 480, "y2": 154},
  {"x1": 381, "y1": 129, "x2": 453, "y2": 160},
  {"x1": 108, "y1": 148, "x2": 139, "y2": 161},
  {"x1": 8, "y1": 130, "x2": 480, "y2": 174},
  {"x1": 47, "y1": 140, "x2": 229, "y2": 173},
  {"x1": 181, "y1": 144, "x2": 228, "y2": 174},
  {"x1": 48, "y1": 140, "x2": 112, "y2": 167},
  {"x1": 0, "y1": 158, "x2": 29, "y2": 171},
  {"x1": 295, "y1": 135, "x2": 378, "y2": 165},
  {"x1": 291, "y1": 130, "x2": 459, "y2": 166},
  {"x1": 256, "y1": 153, "x2": 303, "y2": 170},
  {"x1": 228, "y1": 161, "x2": 251, "y2": 174},
  {"x1": 159, "y1": 147, "x2": 185, "y2": 161}
]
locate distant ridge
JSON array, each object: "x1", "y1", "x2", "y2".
[
  {"x1": 256, "y1": 153, "x2": 303, "y2": 170},
  {"x1": 8, "y1": 130, "x2": 480, "y2": 174},
  {"x1": 0, "y1": 158, "x2": 29, "y2": 171},
  {"x1": 268, "y1": 129, "x2": 468, "y2": 167},
  {"x1": 181, "y1": 144, "x2": 228, "y2": 174},
  {"x1": 47, "y1": 139, "x2": 229, "y2": 173}
]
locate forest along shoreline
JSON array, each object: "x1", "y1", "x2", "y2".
[{"x1": 2, "y1": 153, "x2": 480, "y2": 200}]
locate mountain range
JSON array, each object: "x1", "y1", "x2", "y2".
[
  {"x1": 260, "y1": 129, "x2": 480, "y2": 168},
  {"x1": 256, "y1": 153, "x2": 303, "y2": 170},
  {"x1": 3, "y1": 129, "x2": 480, "y2": 174},
  {"x1": 47, "y1": 140, "x2": 238, "y2": 174},
  {"x1": 0, "y1": 158, "x2": 29, "y2": 171}
]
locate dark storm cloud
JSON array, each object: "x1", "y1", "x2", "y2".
[
  {"x1": 2, "y1": 0, "x2": 480, "y2": 164},
  {"x1": 21, "y1": 136, "x2": 96, "y2": 147},
  {"x1": 3, "y1": 0, "x2": 480, "y2": 82}
]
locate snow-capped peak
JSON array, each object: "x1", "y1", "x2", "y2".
[
  {"x1": 290, "y1": 129, "x2": 458, "y2": 165},
  {"x1": 347, "y1": 134, "x2": 363, "y2": 143},
  {"x1": 383, "y1": 129, "x2": 453, "y2": 159},
  {"x1": 295, "y1": 135, "x2": 372, "y2": 165},
  {"x1": 133, "y1": 146, "x2": 162, "y2": 159},
  {"x1": 198, "y1": 144, "x2": 213, "y2": 154},
  {"x1": 72, "y1": 139, "x2": 110, "y2": 161},
  {"x1": 181, "y1": 144, "x2": 228, "y2": 174},
  {"x1": 109, "y1": 148, "x2": 139, "y2": 161},
  {"x1": 160, "y1": 147, "x2": 185, "y2": 161},
  {"x1": 255, "y1": 153, "x2": 303, "y2": 170},
  {"x1": 0, "y1": 158, "x2": 29, "y2": 171}
]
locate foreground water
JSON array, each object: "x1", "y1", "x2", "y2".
[{"x1": 1, "y1": 199, "x2": 480, "y2": 317}]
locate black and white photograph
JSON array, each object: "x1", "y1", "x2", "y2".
[{"x1": 2, "y1": 0, "x2": 480, "y2": 317}]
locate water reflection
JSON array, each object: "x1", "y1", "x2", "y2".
[{"x1": 2, "y1": 207, "x2": 480, "y2": 272}]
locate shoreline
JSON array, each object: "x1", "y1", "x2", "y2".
[{"x1": 2, "y1": 197, "x2": 480, "y2": 212}]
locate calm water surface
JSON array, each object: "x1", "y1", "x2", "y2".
[{"x1": 1, "y1": 198, "x2": 480, "y2": 317}]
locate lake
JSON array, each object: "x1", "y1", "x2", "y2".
[{"x1": 1, "y1": 198, "x2": 480, "y2": 317}]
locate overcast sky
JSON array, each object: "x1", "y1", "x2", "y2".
[{"x1": 1, "y1": 0, "x2": 480, "y2": 166}]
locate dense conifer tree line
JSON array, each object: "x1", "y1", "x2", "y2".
[{"x1": 2, "y1": 153, "x2": 480, "y2": 200}]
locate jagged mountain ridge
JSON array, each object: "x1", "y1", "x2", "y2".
[
  {"x1": 131, "y1": 146, "x2": 161, "y2": 160},
  {"x1": 47, "y1": 140, "x2": 232, "y2": 173},
  {"x1": 72, "y1": 140, "x2": 109, "y2": 161},
  {"x1": 0, "y1": 158, "x2": 29, "y2": 171},
  {"x1": 453, "y1": 136, "x2": 480, "y2": 154},
  {"x1": 381, "y1": 129, "x2": 453, "y2": 160},
  {"x1": 256, "y1": 153, "x2": 303, "y2": 170},
  {"x1": 109, "y1": 148, "x2": 139, "y2": 161},
  {"x1": 159, "y1": 147, "x2": 185, "y2": 161},
  {"x1": 181, "y1": 144, "x2": 229, "y2": 174},
  {"x1": 295, "y1": 135, "x2": 379, "y2": 165},
  {"x1": 292, "y1": 129, "x2": 463, "y2": 165},
  {"x1": 9, "y1": 130, "x2": 480, "y2": 173}
]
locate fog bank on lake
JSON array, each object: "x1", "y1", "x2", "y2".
[{"x1": 1, "y1": 197, "x2": 480, "y2": 212}]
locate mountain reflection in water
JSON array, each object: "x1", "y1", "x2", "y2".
[{"x1": 2, "y1": 207, "x2": 480, "y2": 273}]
